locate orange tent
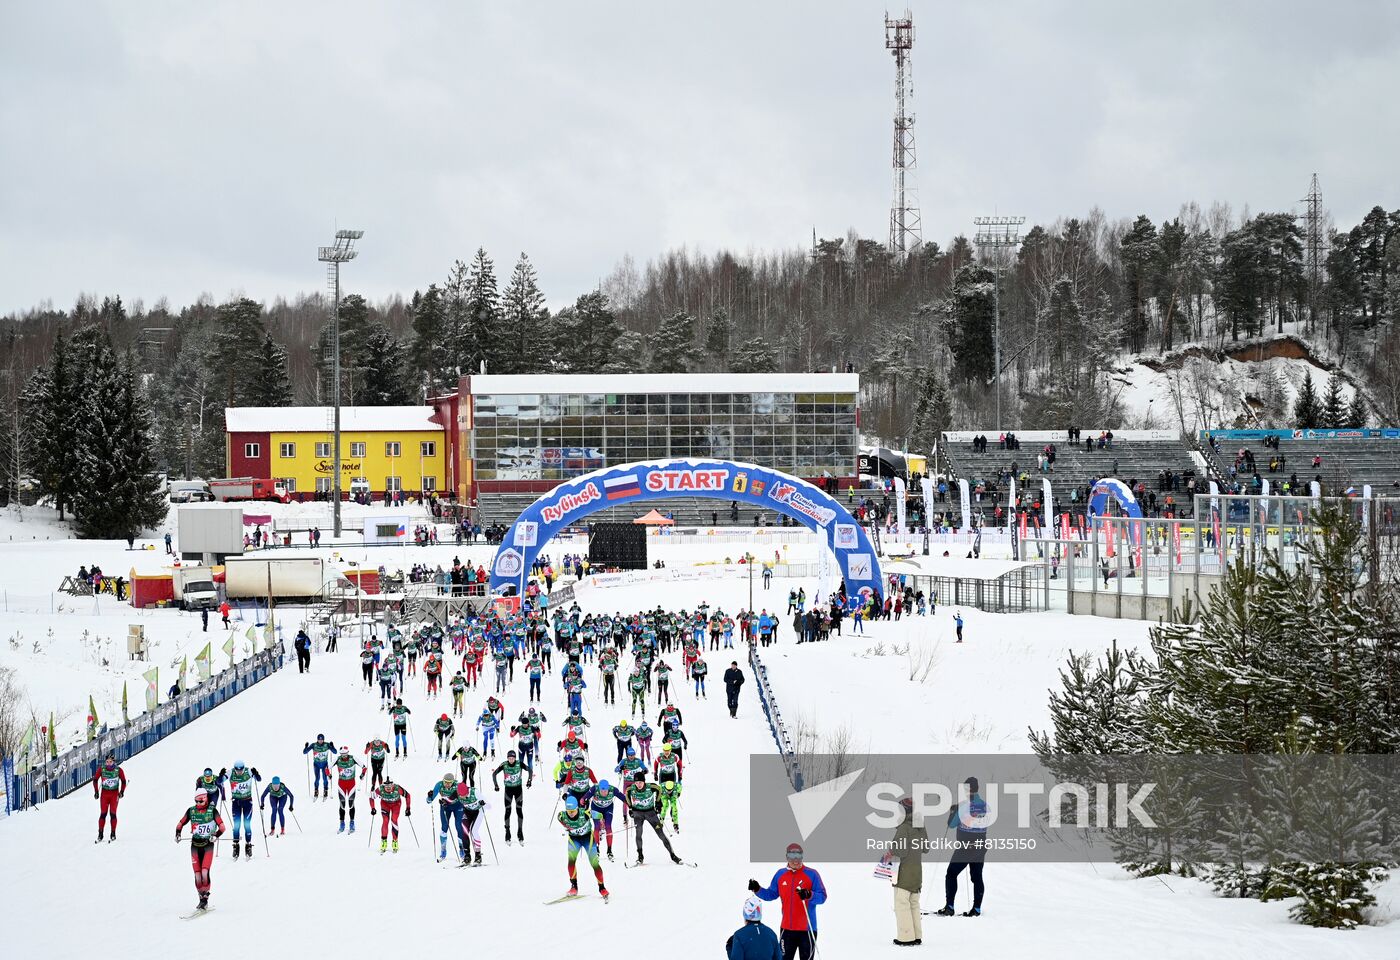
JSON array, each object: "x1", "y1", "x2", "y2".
[{"x1": 633, "y1": 509, "x2": 674, "y2": 526}]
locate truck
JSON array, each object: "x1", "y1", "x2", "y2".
[
  {"x1": 171, "y1": 566, "x2": 220, "y2": 610},
  {"x1": 210, "y1": 477, "x2": 289, "y2": 503},
  {"x1": 223, "y1": 555, "x2": 328, "y2": 600},
  {"x1": 170, "y1": 479, "x2": 213, "y2": 503}
]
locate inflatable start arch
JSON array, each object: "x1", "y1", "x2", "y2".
[{"x1": 488, "y1": 458, "x2": 883, "y2": 607}]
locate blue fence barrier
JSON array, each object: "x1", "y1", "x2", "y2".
[
  {"x1": 6, "y1": 643, "x2": 286, "y2": 812},
  {"x1": 747, "y1": 642, "x2": 803, "y2": 792}
]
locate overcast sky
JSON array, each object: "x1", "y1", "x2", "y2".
[{"x1": 1, "y1": 1, "x2": 1396, "y2": 316}]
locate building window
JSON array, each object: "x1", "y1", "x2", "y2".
[
  {"x1": 421, "y1": 476, "x2": 437, "y2": 493},
  {"x1": 315, "y1": 441, "x2": 331, "y2": 458},
  {"x1": 385, "y1": 476, "x2": 402, "y2": 492},
  {"x1": 420, "y1": 441, "x2": 436, "y2": 457},
  {"x1": 385, "y1": 441, "x2": 402, "y2": 458},
  {"x1": 244, "y1": 442, "x2": 261, "y2": 459},
  {"x1": 315, "y1": 478, "x2": 332, "y2": 493},
  {"x1": 350, "y1": 442, "x2": 366, "y2": 458},
  {"x1": 279, "y1": 442, "x2": 296, "y2": 458},
  {"x1": 281, "y1": 477, "x2": 297, "y2": 493}
]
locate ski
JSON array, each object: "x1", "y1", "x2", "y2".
[
  {"x1": 180, "y1": 908, "x2": 215, "y2": 920},
  {"x1": 543, "y1": 893, "x2": 589, "y2": 905}
]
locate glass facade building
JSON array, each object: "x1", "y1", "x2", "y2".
[{"x1": 463, "y1": 373, "x2": 859, "y2": 490}]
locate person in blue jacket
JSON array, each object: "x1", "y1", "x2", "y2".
[
  {"x1": 935, "y1": 775, "x2": 987, "y2": 917},
  {"x1": 259, "y1": 776, "x2": 295, "y2": 835},
  {"x1": 749, "y1": 842, "x2": 827, "y2": 960},
  {"x1": 727, "y1": 896, "x2": 781, "y2": 960}
]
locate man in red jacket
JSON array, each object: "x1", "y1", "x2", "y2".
[
  {"x1": 749, "y1": 842, "x2": 828, "y2": 960},
  {"x1": 92, "y1": 752, "x2": 127, "y2": 842}
]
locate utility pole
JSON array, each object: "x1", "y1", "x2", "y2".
[
  {"x1": 318, "y1": 229, "x2": 363, "y2": 538},
  {"x1": 885, "y1": 10, "x2": 922, "y2": 258},
  {"x1": 973, "y1": 216, "x2": 1025, "y2": 432}
]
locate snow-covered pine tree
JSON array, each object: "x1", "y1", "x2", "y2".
[
  {"x1": 1321, "y1": 375, "x2": 1346, "y2": 429},
  {"x1": 70, "y1": 336, "x2": 166, "y2": 538},
  {"x1": 25, "y1": 333, "x2": 82, "y2": 519},
  {"x1": 729, "y1": 336, "x2": 778, "y2": 373},
  {"x1": 1344, "y1": 390, "x2": 1367, "y2": 429},
  {"x1": 465, "y1": 248, "x2": 502, "y2": 373},
  {"x1": 410, "y1": 285, "x2": 451, "y2": 387},
  {"x1": 500, "y1": 254, "x2": 550, "y2": 374},
  {"x1": 647, "y1": 312, "x2": 700, "y2": 373},
  {"x1": 360, "y1": 328, "x2": 412, "y2": 404},
  {"x1": 248, "y1": 332, "x2": 292, "y2": 406},
  {"x1": 1292, "y1": 371, "x2": 1321, "y2": 428},
  {"x1": 704, "y1": 309, "x2": 732, "y2": 370}
]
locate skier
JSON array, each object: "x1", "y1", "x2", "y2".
[
  {"x1": 749, "y1": 843, "x2": 827, "y2": 960},
  {"x1": 452, "y1": 743, "x2": 484, "y2": 790},
  {"x1": 426, "y1": 771, "x2": 466, "y2": 863},
  {"x1": 459, "y1": 783, "x2": 489, "y2": 864},
  {"x1": 303, "y1": 735, "x2": 336, "y2": 799},
  {"x1": 691, "y1": 656, "x2": 709, "y2": 699},
  {"x1": 723, "y1": 661, "x2": 745, "y2": 718},
  {"x1": 623, "y1": 770, "x2": 681, "y2": 865},
  {"x1": 370, "y1": 774, "x2": 411, "y2": 853},
  {"x1": 612, "y1": 719, "x2": 635, "y2": 763},
  {"x1": 434, "y1": 713, "x2": 456, "y2": 760},
  {"x1": 477, "y1": 705, "x2": 501, "y2": 758},
  {"x1": 935, "y1": 776, "x2": 987, "y2": 917},
  {"x1": 599, "y1": 650, "x2": 617, "y2": 705},
  {"x1": 556, "y1": 754, "x2": 597, "y2": 807},
  {"x1": 364, "y1": 737, "x2": 390, "y2": 788},
  {"x1": 627, "y1": 667, "x2": 647, "y2": 717},
  {"x1": 195, "y1": 766, "x2": 226, "y2": 803},
  {"x1": 359, "y1": 644, "x2": 376, "y2": 688},
  {"x1": 557, "y1": 795, "x2": 609, "y2": 900},
  {"x1": 635, "y1": 721, "x2": 655, "y2": 764},
  {"x1": 655, "y1": 660, "x2": 672, "y2": 704},
  {"x1": 726, "y1": 898, "x2": 780, "y2": 960},
  {"x1": 259, "y1": 776, "x2": 294, "y2": 836},
  {"x1": 389, "y1": 699, "x2": 412, "y2": 756},
  {"x1": 654, "y1": 742, "x2": 683, "y2": 784},
  {"x1": 661, "y1": 717, "x2": 689, "y2": 762},
  {"x1": 92, "y1": 752, "x2": 126, "y2": 842},
  {"x1": 557, "y1": 727, "x2": 589, "y2": 758},
  {"x1": 589, "y1": 778, "x2": 621, "y2": 860},
  {"x1": 615, "y1": 747, "x2": 645, "y2": 784},
  {"x1": 332, "y1": 746, "x2": 360, "y2": 833},
  {"x1": 492, "y1": 748, "x2": 531, "y2": 844},
  {"x1": 424, "y1": 649, "x2": 443, "y2": 697},
  {"x1": 953, "y1": 611, "x2": 964, "y2": 643},
  {"x1": 526, "y1": 653, "x2": 544, "y2": 702},
  {"x1": 376, "y1": 657, "x2": 397, "y2": 708},
  {"x1": 175, "y1": 788, "x2": 226, "y2": 913},
  {"x1": 226, "y1": 760, "x2": 262, "y2": 858},
  {"x1": 463, "y1": 644, "x2": 481, "y2": 688},
  {"x1": 657, "y1": 702, "x2": 683, "y2": 730},
  {"x1": 450, "y1": 670, "x2": 468, "y2": 717},
  {"x1": 658, "y1": 778, "x2": 682, "y2": 832}
]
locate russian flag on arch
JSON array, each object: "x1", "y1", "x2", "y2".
[
  {"x1": 604, "y1": 473, "x2": 641, "y2": 500},
  {"x1": 396, "y1": 523, "x2": 407, "y2": 536}
]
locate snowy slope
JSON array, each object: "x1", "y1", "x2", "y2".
[{"x1": 2, "y1": 571, "x2": 1396, "y2": 957}]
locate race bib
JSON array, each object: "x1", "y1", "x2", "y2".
[{"x1": 193, "y1": 821, "x2": 216, "y2": 838}]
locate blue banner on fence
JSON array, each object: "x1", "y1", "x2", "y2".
[
  {"x1": 8, "y1": 644, "x2": 285, "y2": 813},
  {"x1": 1201, "y1": 428, "x2": 1400, "y2": 442}
]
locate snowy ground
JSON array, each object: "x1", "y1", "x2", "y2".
[{"x1": 1, "y1": 521, "x2": 1397, "y2": 956}]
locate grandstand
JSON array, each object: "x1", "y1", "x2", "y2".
[
  {"x1": 939, "y1": 429, "x2": 1203, "y2": 522},
  {"x1": 1200, "y1": 430, "x2": 1400, "y2": 495}
]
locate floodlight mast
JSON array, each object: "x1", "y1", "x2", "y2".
[{"x1": 317, "y1": 229, "x2": 363, "y2": 538}]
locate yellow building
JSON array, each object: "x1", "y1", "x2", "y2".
[{"x1": 225, "y1": 406, "x2": 446, "y2": 500}]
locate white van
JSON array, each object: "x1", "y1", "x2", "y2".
[
  {"x1": 170, "y1": 480, "x2": 213, "y2": 503},
  {"x1": 349, "y1": 477, "x2": 371, "y2": 499}
]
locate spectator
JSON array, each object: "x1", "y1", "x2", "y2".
[
  {"x1": 727, "y1": 897, "x2": 780, "y2": 960},
  {"x1": 890, "y1": 795, "x2": 929, "y2": 945},
  {"x1": 294, "y1": 629, "x2": 312, "y2": 673}
]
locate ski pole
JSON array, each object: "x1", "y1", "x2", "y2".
[
  {"x1": 367, "y1": 803, "x2": 375, "y2": 847},
  {"x1": 257, "y1": 796, "x2": 270, "y2": 858},
  {"x1": 405, "y1": 806, "x2": 420, "y2": 849},
  {"x1": 290, "y1": 808, "x2": 303, "y2": 833},
  {"x1": 305, "y1": 753, "x2": 311, "y2": 796},
  {"x1": 483, "y1": 811, "x2": 499, "y2": 865}
]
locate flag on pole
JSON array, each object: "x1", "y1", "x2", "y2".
[
  {"x1": 144, "y1": 666, "x2": 159, "y2": 712},
  {"x1": 245, "y1": 625, "x2": 257, "y2": 645},
  {"x1": 262, "y1": 622, "x2": 275, "y2": 651},
  {"x1": 48, "y1": 711, "x2": 57, "y2": 759},
  {"x1": 195, "y1": 642, "x2": 212, "y2": 683},
  {"x1": 223, "y1": 632, "x2": 237, "y2": 663},
  {"x1": 179, "y1": 655, "x2": 188, "y2": 693},
  {"x1": 16, "y1": 720, "x2": 36, "y2": 775},
  {"x1": 87, "y1": 695, "x2": 99, "y2": 741},
  {"x1": 121, "y1": 682, "x2": 129, "y2": 723}
]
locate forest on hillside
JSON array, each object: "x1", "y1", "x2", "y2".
[{"x1": 1, "y1": 202, "x2": 1397, "y2": 486}]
